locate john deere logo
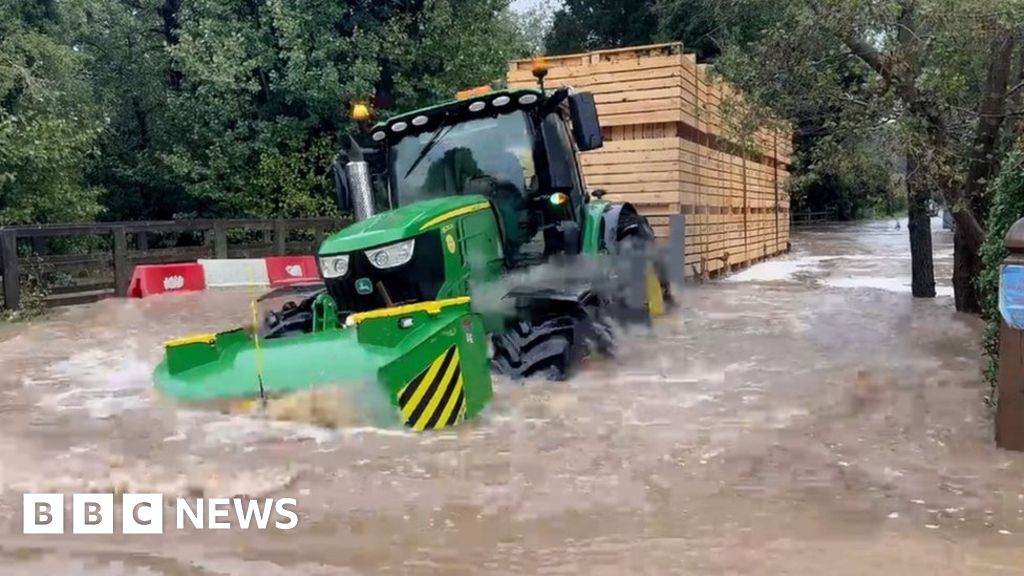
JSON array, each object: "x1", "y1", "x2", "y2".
[{"x1": 355, "y1": 278, "x2": 373, "y2": 295}]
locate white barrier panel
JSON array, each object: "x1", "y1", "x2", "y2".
[{"x1": 198, "y1": 258, "x2": 270, "y2": 287}]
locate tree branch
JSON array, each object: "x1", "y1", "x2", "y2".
[
  {"x1": 841, "y1": 34, "x2": 894, "y2": 85},
  {"x1": 1008, "y1": 79, "x2": 1024, "y2": 99},
  {"x1": 808, "y1": 2, "x2": 895, "y2": 85}
]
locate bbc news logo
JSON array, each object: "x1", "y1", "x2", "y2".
[{"x1": 23, "y1": 494, "x2": 298, "y2": 534}]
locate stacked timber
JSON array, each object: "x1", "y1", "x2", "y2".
[{"x1": 507, "y1": 43, "x2": 794, "y2": 276}]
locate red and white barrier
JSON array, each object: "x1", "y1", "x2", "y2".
[
  {"x1": 198, "y1": 258, "x2": 271, "y2": 288},
  {"x1": 128, "y1": 263, "x2": 207, "y2": 298},
  {"x1": 265, "y1": 256, "x2": 319, "y2": 286},
  {"x1": 128, "y1": 255, "x2": 322, "y2": 298}
]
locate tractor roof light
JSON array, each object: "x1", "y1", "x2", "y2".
[
  {"x1": 468, "y1": 101, "x2": 486, "y2": 112},
  {"x1": 412, "y1": 115, "x2": 429, "y2": 126},
  {"x1": 531, "y1": 56, "x2": 549, "y2": 79},
  {"x1": 391, "y1": 121, "x2": 408, "y2": 133},
  {"x1": 532, "y1": 56, "x2": 550, "y2": 91},
  {"x1": 372, "y1": 131, "x2": 386, "y2": 142},
  {"x1": 518, "y1": 94, "x2": 538, "y2": 105},
  {"x1": 352, "y1": 103, "x2": 372, "y2": 122},
  {"x1": 492, "y1": 95, "x2": 510, "y2": 107}
]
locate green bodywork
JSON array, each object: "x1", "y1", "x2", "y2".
[
  {"x1": 319, "y1": 194, "x2": 504, "y2": 300},
  {"x1": 583, "y1": 200, "x2": 609, "y2": 253}
]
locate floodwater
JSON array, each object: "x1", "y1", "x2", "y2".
[{"x1": 1, "y1": 218, "x2": 1022, "y2": 574}]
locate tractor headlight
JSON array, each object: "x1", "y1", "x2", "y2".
[
  {"x1": 365, "y1": 239, "x2": 415, "y2": 269},
  {"x1": 319, "y1": 254, "x2": 350, "y2": 278}
]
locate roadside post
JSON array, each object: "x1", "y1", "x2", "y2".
[{"x1": 996, "y1": 218, "x2": 1024, "y2": 450}]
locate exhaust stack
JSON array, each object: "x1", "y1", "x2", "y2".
[
  {"x1": 347, "y1": 160, "x2": 374, "y2": 221},
  {"x1": 344, "y1": 136, "x2": 374, "y2": 221}
]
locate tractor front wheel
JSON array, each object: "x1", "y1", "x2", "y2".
[{"x1": 491, "y1": 305, "x2": 613, "y2": 381}]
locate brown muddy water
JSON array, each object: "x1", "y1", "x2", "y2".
[{"x1": 0, "y1": 218, "x2": 1022, "y2": 574}]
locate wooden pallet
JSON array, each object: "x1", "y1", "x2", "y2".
[{"x1": 507, "y1": 43, "x2": 794, "y2": 276}]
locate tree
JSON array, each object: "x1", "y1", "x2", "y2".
[
  {"x1": 544, "y1": 0, "x2": 660, "y2": 55},
  {"x1": 0, "y1": 0, "x2": 103, "y2": 225},
  {"x1": 542, "y1": 0, "x2": 722, "y2": 60},
  {"x1": 55, "y1": 0, "x2": 525, "y2": 221},
  {"x1": 668, "y1": 0, "x2": 1024, "y2": 312},
  {"x1": 508, "y1": 0, "x2": 557, "y2": 57},
  {"x1": 68, "y1": 0, "x2": 188, "y2": 221},
  {"x1": 979, "y1": 142, "x2": 1024, "y2": 396}
]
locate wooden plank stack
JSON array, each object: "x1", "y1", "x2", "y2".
[{"x1": 508, "y1": 43, "x2": 793, "y2": 276}]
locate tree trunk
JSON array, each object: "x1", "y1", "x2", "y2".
[
  {"x1": 947, "y1": 29, "x2": 1017, "y2": 313},
  {"x1": 158, "y1": 0, "x2": 183, "y2": 89},
  {"x1": 907, "y1": 150, "x2": 936, "y2": 298},
  {"x1": 953, "y1": 228, "x2": 983, "y2": 313}
]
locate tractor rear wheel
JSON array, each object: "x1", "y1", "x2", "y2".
[
  {"x1": 613, "y1": 211, "x2": 674, "y2": 318},
  {"x1": 491, "y1": 305, "x2": 613, "y2": 381}
]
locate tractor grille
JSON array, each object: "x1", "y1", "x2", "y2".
[{"x1": 324, "y1": 231, "x2": 446, "y2": 314}]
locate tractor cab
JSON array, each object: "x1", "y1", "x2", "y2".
[{"x1": 333, "y1": 87, "x2": 604, "y2": 267}]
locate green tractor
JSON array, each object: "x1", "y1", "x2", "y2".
[{"x1": 154, "y1": 79, "x2": 669, "y2": 431}]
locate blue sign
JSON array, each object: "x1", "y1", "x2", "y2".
[{"x1": 1000, "y1": 264, "x2": 1024, "y2": 329}]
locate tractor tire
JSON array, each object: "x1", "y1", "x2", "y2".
[
  {"x1": 491, "y1": 306, "x2": 614, "y2": 381},
  {"x1": 261, "y1": 296, "x2": 317, "y2": 339},
  {"x1": 615, "y1": 211, "x2": 674, "y2": 313}
]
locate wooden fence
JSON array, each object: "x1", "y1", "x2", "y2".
[
  {"x1": 0, "y1": 218, "x2": 347, "y2": 309},
  {"x1": 791, "y1": 208, "x2": 839, "y2": 226}
]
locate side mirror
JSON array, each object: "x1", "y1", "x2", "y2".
[
  {"x1": 540, "y1": 116, "x2": 574, "y2": 193},
  {"x1": 568, "y1": 92, "x2": 603, "y2": 151}
]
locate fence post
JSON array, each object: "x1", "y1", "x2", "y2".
[
  {"x1": 213, "y1": 222, "x2": 228, "y2": 259},
  {"x1": 1, "y1": 230, "x2": 19, "y2": 310},
  {"x1": 273, "y1": 220, "x2": 287, "y2": 256},
  {"x1": 112, "y1": 227, "x2": 132, "y2": 297}
]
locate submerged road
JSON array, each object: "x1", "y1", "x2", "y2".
[{"x1": 0, "y1": 218, "x2": 1022, "y2": 574}]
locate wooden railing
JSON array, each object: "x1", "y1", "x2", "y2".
[{"x1": 0, "y1": 218, "x2": 349, "y2": 309}]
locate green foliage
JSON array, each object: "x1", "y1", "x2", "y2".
[
  {"x1": 543, "y1": 0, "x2": 722, "y2": 61},
  {"x1": 0, "y1": 0, "x2": 104, "y2": 225},
  {"x1": 545, "y1": 0, "x2": 660, "y2": 55},
  {"x1": 979, "y1": 144, "x2": 1024, "y2": 398},
  {"x1": 0, "y1": 255, "x2": 51, "y2": 321},
  {"x1": 3, "y1": 0, "x2": 528, "y2": 224},
  {"x1": 507, "y1": 0, "x2": 556, "y2": 57},
  {"x1": 790, "y1": 126, "x2": 900, "y2": 219}
]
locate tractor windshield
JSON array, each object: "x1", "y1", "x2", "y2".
[{"x1": 390, "y1": 111, "x2": 534, "y2": 206}]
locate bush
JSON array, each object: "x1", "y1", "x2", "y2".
[
  {"x1": 979, "y1": 144, "x2": 1024, "y2": 403},
  {"x1": 0, "y1": 255, "x2": 52, "y2": 322}
]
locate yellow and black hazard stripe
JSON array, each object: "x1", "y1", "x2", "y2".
[{"x1": 397, "y1": 346, "x2": 466, "y2": 431}]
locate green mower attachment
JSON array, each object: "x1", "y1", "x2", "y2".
[{"x1": 154, "y1": 297, "x2": 492, "y2": 430}]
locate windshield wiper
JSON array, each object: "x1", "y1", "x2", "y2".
[{"x1": 403, "y1": 117, "x2": 453, "y2": 179}]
